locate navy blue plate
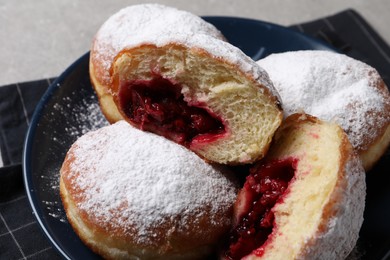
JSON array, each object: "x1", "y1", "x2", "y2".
[{"x1": 24, "y1": 17, "x2": 386, "y2": 260}]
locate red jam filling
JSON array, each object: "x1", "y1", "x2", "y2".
[
  {"x1": 226, "y1": 158, "x2": 298, "y2": 260},
  {"x1": 117, "y1": 76, "x2": 225, "y2": 146}
]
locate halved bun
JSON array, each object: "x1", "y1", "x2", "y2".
[
  {"x1": 90, "y1": 4, "x2": 283, "y2": 164},
  {"x1": 224, "y1": 114, "x2": 366, "y2": 259}
]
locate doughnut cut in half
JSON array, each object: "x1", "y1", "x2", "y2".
[
  {"x1": 223, "y1": 114, "x2": 366, "y2": 260},
  {"x1": 90, "y1": 4, "x2": 283, "y2": 164}
]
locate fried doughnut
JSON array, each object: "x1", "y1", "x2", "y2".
[
  {"x1": 257, "y1": 50, "x2": 390, "y2": 170},
  {"x1": 90, "y1": 4, "x2": 283, "y2": 164},
  {"x1": 223, "y1": 114, "x2": 366, "y2": 260},
  {"x1": 60, "y1": 121, "x2": 238, "y2": 259}
]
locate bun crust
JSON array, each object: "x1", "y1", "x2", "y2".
[
  {"x1": 224, "y1": 114, "x2": 366, "y2": 260},
  {"x1": 60, "y1": 121, "x2": 238, "y2": 259},
  {"x1": 257, "y1": 50, "x2": 390, "y2": 170}
]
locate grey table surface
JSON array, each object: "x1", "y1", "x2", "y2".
[{"x1": 1, "y1": 0, "x2": 390, "y2": 86}]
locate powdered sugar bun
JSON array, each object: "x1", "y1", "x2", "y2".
[
  {"x1": 223, "y1": 114, "x2": 366, "y2": 260},
  {"x1": 90, "y1": 4, "x2": 226, "y2": 123},
  {"x1": 60, "y1": 121, "x2": 238, "y2": 259},
  {"x1": 257, "y1": 50, "x2": 390, "y2": 170},
  {"x1": 90, "y1": 4, "x2": 283, "y2": 165}
]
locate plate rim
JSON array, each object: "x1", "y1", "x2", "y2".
[
  {"x1": 202, "y1": 15, "x2": 337, "y2": 52},
  {"x1": 23, "y1": 52, "x2": 90, "y2": 260}
]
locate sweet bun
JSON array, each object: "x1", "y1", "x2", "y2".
[
  {"x1": 90, "y1": 3, "x2": 226, "y2": 123},
  {"x1": 60, "y1": 121, "x2": 238, "y2": 259},
  {"x1": 257, "y1": 50, "x2": 390, "y2": 170},
  {"x1": 90, "y1": 4, "x2": 283, "y2": 165},
  {"x1": 223, "y1": 114, "x2": 366, "y2": 260}
]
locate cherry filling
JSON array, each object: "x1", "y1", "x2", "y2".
[
  {"x1": 226, "y1": 158, "x2": 298, "y2": 260},
  {"x1": 118, "y1": 76, "x2": 225, "y2": 146}
]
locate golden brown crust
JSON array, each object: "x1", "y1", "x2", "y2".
[
  {"x1": 89, "y1": 57, "x2": 123, "y2": 123},
  {"x1": 355, "y1": 79, "x2": 390, "y2": 171}
]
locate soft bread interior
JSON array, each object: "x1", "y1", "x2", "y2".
[
  {"x1": 111, "y1": 44, "x2": 282, "y2": 164},
  {"x1": 245, "y1": 114, "x2": 365, "y2": 259}
]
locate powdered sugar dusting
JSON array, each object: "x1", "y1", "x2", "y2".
[
  {"x1": 64, "y1": 121, "x2": 237, "y2": 245},
  {"x1": 52, "y1": 94, "x2": 108, "y2": 139},
  {"x1": 91, "y1": 3, "x2": 277, "y2": 98},
  {"x1": 92, "y1": 4, "x2": 225, "y2": 84},
  {"x1": 41, "y1": 90, "x2": 109, "y2": 222},
  {"x1": 257, "y1": 50, "x2": 390, "y2": 152}
]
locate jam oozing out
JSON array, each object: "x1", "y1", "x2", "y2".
[
  {"x1": 118, "y1": 76, "x2": 225, "y2": 145},
  {"x1": 226, "y1": 158, "x2": 298, "y2": 260}
]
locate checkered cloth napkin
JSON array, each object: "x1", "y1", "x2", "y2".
[{"x1": 1, "y1": 9, "x2": 389, "y2": 260}]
